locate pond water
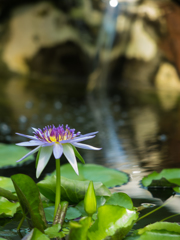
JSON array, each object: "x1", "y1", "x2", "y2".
[{"x1": 0, "y1": 76, "x2": 180, "y2": 238}]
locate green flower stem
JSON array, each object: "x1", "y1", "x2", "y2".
[
  {"x1": 17, "y1": 214, "x2": 25, "y2": 232},
  {"x1": 137, "y1": 200, "x2": 170, "y2": 222},
  {"x1": 54, "y1": 158, "x2": 61, "y2": 220},
  {"x1": 160, "y1": 213, "x2": 180, "y2": 222}
]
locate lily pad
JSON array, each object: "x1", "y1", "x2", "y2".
[
  {"x1": 0, "y1": 144, "x2": 34, "y2": 168},
  {"x1": 105, "y1": 192, "x2": 134, "y2": 209},
  {"x1": 87, "y1": 205, "x2": 138, "y2": 240},
  {"x1": 125, "y1": 222, "x2": 180, "y2": 240},
  {"x1": 11, "y1": 174, "x2": 47, "y2": 232},
  {"x1": 37, "y1": 175, "x2": 111, "y2": 204},
  {"x1": 50, "y1": 163, "x2": 129, "y2": 187},
  {"x1": 0, "y1": 197, "x2": 20, "y2": 218},
  {"x1": 141, "y1": 169, "x2": 180, "y2": 192}
]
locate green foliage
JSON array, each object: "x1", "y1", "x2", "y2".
[
  {"x1": 25, "y1": 228, "x2": 50, "y2": 240},
  {"x1": 44, "y1": 223, "x2": 64, "y2": 238},
  {"x1": 0, "y1": 176, "x2": 15, "y2": 192},
  {"x1": 44, "y1": 205, "x2": 81, "y2": 222},
  {"x1": 51, "y1": 163, "x2": 129, "y2": 187},
  {"x1": 0, "y1": 144, "x2": 33, "y2": 168},
  {"x1": 105, "y1": 192, "x2": 134, "y2": 209},
  {"x1": 141, "y1": 169, "x2": 180, "y2": 192},
  {"x1": 125, "y1": 222, "x2": 180, "y2": 240},
  {"x1": 37, "y1": 175, "x2": 111, "y2": 204},
  {"x1": 0, "y1": 197, "x2": 20, "y2": 218},
  {"x1": 68, "y1": 216, "x2": 92, "y2": 240},
  {"x1": 87, "y1": 205, "x2": 138, "y2": 240},
  {"x1": 11, "y1": 174, "x2": 47, "y2": 232}
]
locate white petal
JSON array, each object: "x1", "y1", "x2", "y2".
[
  {"x1": 53, "y1": 143, "x2": 63, "y2": 159},
  {"x1": 78, "y1": 131, "x2": 98, "y2": 137},
  {"x1": 16, "y1": 146, "x2": 41, "y2": 162},
  {"x1": 71, "y1": 135, "x2": 95, "y2": 143},
  {"x1": 36, "y1": 145, "x2": 53, "y2": 178},
  {"x1": 72, "y1": 142, "x2": 101, "y2": 150},
  {"x1": 16, "y1": 132, "x2": 37, "y2": 140},
  {"x1": 16, "y1": 140, "x2": 43, "y2": 146},
  {"x1": 62, "y1": 144, "x2": 79, "y2": 175}
]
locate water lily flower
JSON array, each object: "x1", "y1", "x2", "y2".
[{"x1": 16, "y1": 125, "x2": 101, "y2": 178}]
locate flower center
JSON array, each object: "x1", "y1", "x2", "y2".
[{"x1": 34, "y1": 125, "x2": 80, "y2": 143}]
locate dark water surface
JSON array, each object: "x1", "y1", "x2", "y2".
[{"x1": 0, "y1": 76, "x2": 180, "y2": 237}]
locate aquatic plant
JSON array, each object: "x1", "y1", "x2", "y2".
[{"x1": 16, "y1": 125, "x2": 101, "y2": 218}]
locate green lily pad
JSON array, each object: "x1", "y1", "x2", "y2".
[
  {"x1": 0, "y1": 197, "x2": 20, "y2": 218},
  {"x1": 87, "y1": 205, "x2": 138, "y2": 240},
  {"x1": 0, "y1": 144, "x2": 34, "y2": 168},
  {"x1": 125, "y1": 222, "x2": 180, "y2": 240},
  {"x1": 11, "y1": 174, "x2": 47, "y2": 232},
  {"x1": 50, "y1": 163, "x2": 129, "y2": 187},
  {"x1": 105, "y1": 192, "x2": 134, "y2": 209},
  {"x1": 37, "y1": 175, "x2": 111, "y2": 204},
  {"x1": 142, "y1": 169, "x2": 180, "y2": 192},
  {"x1": 66, "y1": 207, "x2": 82, "y2": 220}
]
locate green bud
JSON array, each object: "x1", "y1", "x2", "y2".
[{"x1": 84, "y1": 181, "x2": 97, "y2": 216}]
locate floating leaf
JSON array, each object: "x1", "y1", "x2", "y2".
[
  {"x1": 125, "y1": 222, "x2": 180, "y2": 240},
  {"x1": 50, "y1": 163, "x2": 129, "y2": 187},
  {"x1": 105, "y1": 192, "x2": 134, "y2": 209},
  {"x1": 142, "y1": 169, "x2": 180, "y2": 192},
  {"x1": 37, "y1": 175, "x2": 111, "y2": 204},
  {"x1": 66, "y1": 207, "x2": 82, "y2": 220},
  {"x1": 11, "y1": 174, "x2": 47, "y2": 232},
  {"x1": 0, "y1": 197, "x2": 20, "y2": 218},
  {"x1": 0, "y1": 144, "x2": 33, "y2": 168},
  {"x1": 87, "y1": 205, "x2": 138, "y2": 240},
  {"x1": 68, "y1": 216, "x2": 92, "y2": 240}
]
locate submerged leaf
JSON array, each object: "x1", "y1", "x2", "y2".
[
  {"x1": 50, "y1": 163, "x2": 129, "y2": 187},
  {"x1": 11, "y1": 174, "x2": 47, "y2": 232},
  {"x1": 0, "y1": 197, "x2": 20, "y2": 218},
  {"x1": 37, "y1": 175, "x2": 111, "y2": 204},
  {"x1": 87, "y1": 205, "x2": 138, "y2": 240},
  {"x1": 0, "y1": 144, "x2": 33, "y2": 168}
]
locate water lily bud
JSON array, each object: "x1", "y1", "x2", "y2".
[{"x1": 84, "y1": 181, "x2": 97, "y2": 216}]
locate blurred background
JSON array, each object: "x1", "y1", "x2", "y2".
[{"x1": 0, "y1": 0, "x2": 180, "y2": 214}]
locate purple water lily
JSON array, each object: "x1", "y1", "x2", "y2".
[{"x1": 16, "y1": 125, "x2": 101, "y2": 178}]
